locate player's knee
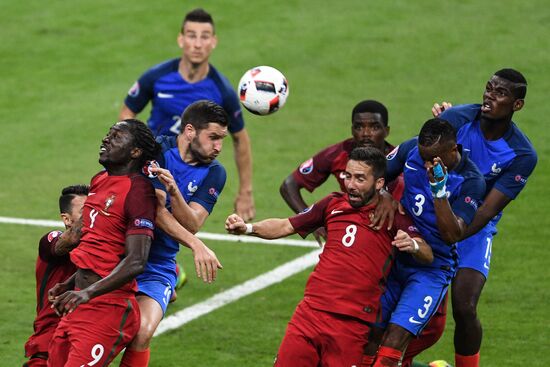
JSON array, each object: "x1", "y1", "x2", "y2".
[
  {"x1": 452, "y1": 299, "x2": 478, "y2": 322},
  {"x1": 131, "y1": 323, "x2": 157, "y2": 349}
]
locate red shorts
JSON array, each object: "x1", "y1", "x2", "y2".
[
  {"x1": 47, "y1": 294, "x2": 140, "y2": 367},
  {"x1": 274, "y1": 300, "x2": 370, "y2": 367},
  {"x1": 403, "y1": 293, "x2": 448, "y2": 366}
]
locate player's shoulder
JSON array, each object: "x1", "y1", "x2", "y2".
[
  {"x1": 440, "y1": 104, "x2": 481, "y2": 126},
  {"x1": 207, "y1": 64, "x2": 235, "y2": 93},
  {"x1": 507, "y1": 122, "x2": 538, "y2": 157},
  {"x1": 206, "y1": 159, "x2": 227, "y2": 177},
  {"x1": 389, "y1": 137, "x2": 418, "y2": 159},
  {"x1": 156, "y1": 135, "x2": 178, "y2": 152},
  {"x1": 141, "y1": 58, "x2": 180, "y2": 80},
  {"x1": 319, "y1": 138, "x2": 353, "y2": 158}
]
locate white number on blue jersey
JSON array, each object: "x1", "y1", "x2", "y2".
[
  {"x1": 483, "y1": 237, "x2": 492, "y2": 270},
  {"x1": 342, "y1": 225, "x2": 357, "y2": 247},
  {"x1": 412, "y1": 194, "x2": 425, "y2": 216},
  {"x1": 169, "y1": 115, "x2": 182, "y2": 135},
  {"x1": 162, "y1": 284, "x2": 172, "y2": 306},
  {"x1": 418, "y1": 295, "x2": 433, "y2": 318}
]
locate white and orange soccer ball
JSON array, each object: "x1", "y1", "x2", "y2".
[{"x1": 238, "y1": 66, "x2": 289, "y2": 115}]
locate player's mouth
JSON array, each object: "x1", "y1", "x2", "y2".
[
  {"x1": 99, "y1": 144, "x2": 108, "y2": 154},
  {"x1": 481, "y1": 101, "x2": 492, "y2": 113},
  {"x1": 360, "y1": 139, "x2": 375, "y2": 147},
  {"x1": 348, "y1": 192, "x2": 361, "y2": 202}
]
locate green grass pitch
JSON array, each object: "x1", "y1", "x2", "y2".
[{"x1": 1, "y1": 0, "x2": 549, "y2": 366}]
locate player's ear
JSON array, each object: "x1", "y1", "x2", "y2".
[
  {"x1": 375, "y1": 177, "x2": 385, "y2": 191},
  {"x1": 60, "y1": 213, "x2": 71, "y2": 227},
  {"x1": 177, "y1": 32, "x2": 185, "y2": 49},
  {"x1": 212, "y1": 35, "x2": 218, "y2": 49},
  {"x1": 130, "y1": 147, "x2": 143, "y2": 159},
  {"x1": 513, "y1": 98, "x2": 524, "y2": 112},
  {"x1": 183, "y1": 123, "x2": 196, "y2": 138}
]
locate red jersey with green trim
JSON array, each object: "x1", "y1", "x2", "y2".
[
  {"x1": 289, "y1": 192, "x2": 420, "y2": 323},
  {"x1": 70, "y1": 171, "x2": 156, "y2": 295},
  {"x1": 24, "y1": 231, "x2": 77, "y2": 357}
]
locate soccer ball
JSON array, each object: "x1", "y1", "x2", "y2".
[
  {"x1": 428, "y1": 361, "x2": 453, "y2": 367},
  {"x1": 238, "y1": 66, "x2": 289, "y2": 115}
]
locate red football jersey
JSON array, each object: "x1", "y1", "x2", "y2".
[
  {"x1": 292, "y1": 139, "x2": 403, "y2": 200},
  {"x1": 70, "y1": 171, "x2": 156, "y2": 295},
  {"x1": 24, "y1": 231, "x2": 77, "y2": 357},
  {"x1": 289, "y1": 192, "x2": 420, "y2": 323}
]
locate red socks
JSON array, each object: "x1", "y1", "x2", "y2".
[
  {"x1": 455, "y1": 352, "x2": 480, "y2": 367},
  {"x1": 373, "y1": 346, "x2": 403, "y2": 367},
  {"x1": 120, "y1": 348, "x2": 150, "y2": 367}
]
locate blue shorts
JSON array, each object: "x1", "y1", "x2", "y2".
[
  {"x1": 378, "y1": 261, "x2": 453, "y2": 336},
  {"x1": 136, "y1": 259, "x2": 177, "y2": 314},
  {"x1": 456, "y1": 221, "x2": 497, "y2": 279}
]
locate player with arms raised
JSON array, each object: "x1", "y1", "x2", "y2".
[
  {"x1": 227, "y1": 147, "x2": 432, "y2": 366},
  {"x1": 47, "y1": 120, "x2": 160, "y2": 366},
  {"x1": 432, "y1": 68, "x2": 537, "y2": 367}
]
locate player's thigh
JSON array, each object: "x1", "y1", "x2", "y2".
[
  {"x1": 389, "y1": 269, "x2": 451, "y2": 336},
  {"x1": 322, "y1": 314, "x2": 370, "y2": 367},
  {"x1": 64, "y1": 299, "x2": 140, "y2": 366},
  {"x1": 133, "y1": 295, "x2": 165, "y2": 342},
  {"x1": 275, "y1": 301, "x2": 321, "y2": 367},
  {"x1": 452, "y1": 268, "x2": 486, "y2": 311},
  {"x1": 456, "y1": 223, "x2": 496, "y2": 278}
]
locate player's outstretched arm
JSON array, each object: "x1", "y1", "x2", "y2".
[
  {"x1": 152, "y1": 167, "x2": 209, "y2": 233},
  {"x1": 225, "y1": 214, "x2": 296, "y2": 239},
  {"x1": 392, "y1": 230, "x2": 433, "y2": 264},
  {"x1": 155, "y1": 203, "x2": 222, "y2": 283},
  {"x1": 280, "y1": 174, "x2": 326, "y2": 245},
  {"x1": 231, "y1": 129, "x2": 255, "y2": 221}
]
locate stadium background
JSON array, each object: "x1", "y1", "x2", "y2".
[{"x1": 1, "y1": 0, "x2": 548, "y2": 365}]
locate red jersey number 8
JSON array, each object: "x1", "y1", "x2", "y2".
[{"x1": 342, "y1": 225, "x2": 357, "y2": 247}]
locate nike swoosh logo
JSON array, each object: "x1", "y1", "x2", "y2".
[
  {"x1": 331, "y1": 209, "x2": 343, "y2": 215},
  {"x1": 404, "y1": 162, "x2": 418, "y2": 171},
  {"x1": 88, "y1": 193, "x2": 96, "y2": 196},
  {"x1": 157, "y1": 92, "x2": 174, "y2": 98},
  {"x1": 408, "y1": 316, "x2": 422, "y2": 325},
  {"x1": 463, "y1": 148, "x2": 471, "y2": 152}
]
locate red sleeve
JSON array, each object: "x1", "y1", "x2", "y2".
[
  {"x1": 38, "y1": 231, "x2": 71, "y2": 264},
  {"x1": 124, "y1": 175, "x2": 157, "y2": 238},
  {"x1": 288, "y1": 194, "x2": 334, "y2": 238},
  {"x1": 292, "y1": 142, "x2": 346, "y2": 192},
  {"x1": 392, "y1": 212, "x2": 422, "y2": 239}
]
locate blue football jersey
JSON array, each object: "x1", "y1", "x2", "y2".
[
  {"x1": 387, "y1": 138, "x2": 486, "y2": 269},
  {"x1": 148, "y1": 135, "x2": 227, "y2": 262},
  {"x1": 440, "y1": 104, "x2": 537, "y2": 201},
  {"x1": 124, "y1": 58, "x2": 244, "y2": 136}
]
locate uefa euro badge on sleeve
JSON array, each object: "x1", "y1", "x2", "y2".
[{"x1": 143, "y1": 160, "x2": 160, "y2": 178}]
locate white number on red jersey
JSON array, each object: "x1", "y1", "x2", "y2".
[{"x1": 342, "y1": 224, "x2": 357, "y2": 247}]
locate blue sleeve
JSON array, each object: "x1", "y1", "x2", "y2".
[
  {"x1": 439, "y1": 104, "x2": 480, "y2": 132},
  {"x1": 189, "y1": 164, "x2": 227, "y2": 214},
  {"x1": 451, "y1": 176, "x2": 486, "y2": 225},
  {"x1": 386, "y1": 138, "x2": 417, "y2": 182},
  {"x1": 124, "y1": 69, "x2": 156, "y2": 114},
  {"x1": 493, "y1": 150, "x2": 537, "y2": 199},
  {"x1": 210, "y1": 67, "x2": 245, "y2": 133}
]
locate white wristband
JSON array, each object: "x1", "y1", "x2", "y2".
[
  {"x1": 411, "y1": 238, "x2": 420, "y2": 253},
  {"x1": 245, "y1": 223, "x2": 253, "y2": 235}
]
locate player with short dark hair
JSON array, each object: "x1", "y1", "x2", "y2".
[
  {"x1": 23, "y1": 185, "x2": 89, "y2": 367},
  {"x1": 120, "y1": 7, "x2": 256, "y2": 221},
  {"x1": 431, "y1": 68, "x2": 537, "y2": 367},
  {"x1": 227, "y1": 147, "x2": 432, "y2": 366},
  {"x1": 280, "y1": 100, "x2": 402, "y2": 245},
  {"x1": 47, "y1": 120, "x2": 161, "y2": 366},
  {"x1": 362, "y1": 118, "x2": 486, "y2": 367},
  {"x1": 120, "y1": 100, "x2": 227, "y2": 367}
]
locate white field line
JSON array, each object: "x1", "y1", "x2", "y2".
[
  {"x1": 155, "y1": 248, "x2": 321, "y2": 336},
  {"x1": 0, "y1": 216, "x2": 319, "y2": 248}
]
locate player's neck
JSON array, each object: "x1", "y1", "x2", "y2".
[
  {"x1": 480, "y1": 116, "x2": 512, "y2": 141},
  {"x1": 177, "y1": 135, "x2": 199, "y2": 165},
  {"x1": 179, "y1": 58, "x2": 209, "y2": 83}
]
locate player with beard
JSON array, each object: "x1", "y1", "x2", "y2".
[
  {"x1": 47, "y1": 120, "x2": 160, "y2": 366},
  {"x1": 23, "y1": 185, "x2": 88, "y2": 367},
  {"x1": 280, "y1": 100, "x2": 403, "y2": 245},
  {"x1": 431, "y1": 68, "x2": 537, "y2": 367},
  {"x1": 120, "y1": 100, "x2": 226, "y2": 367},
  {"x1": 226, "y1": 147, "x2": 432, "y2": 366}
]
